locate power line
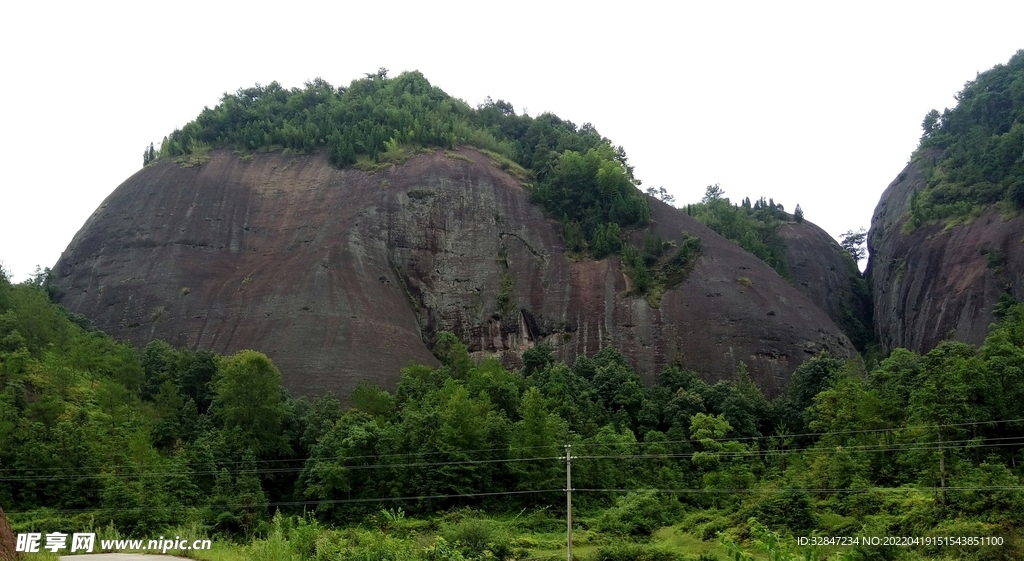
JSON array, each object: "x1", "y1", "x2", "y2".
[
  {"x1": 574, "y1": 486, "x2": 1024, "y2": 495},
  {"x1": 0, "y1": 443, "x2": 568, "y2": 473},
  {"x1": 7, "y1": 483, "x2": 1022, "y2": 516},
  {"x1": 575, "y1": 435, "x2": 1024, "y2": 461},
  {"x1": 8, "y1": 415, "x2": 1024, "y2": 477},
  {"x1": 2, "y1": 489, "x2": 565, "y2": 516},
  {"x1": 0, "y1": 455, "x2": 563, "y2": 481},
  {"x1": 5, "y1": 417, "x2": 1023, "y2": 478},
  {"x1": 4, "y1": 436, "x2": 1023, "y2": 482},
  {"x1": 581, "y1": 417, "x2": 1024, "y2": 449}
]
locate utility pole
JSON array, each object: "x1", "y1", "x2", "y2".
[{"x1": 565, "y1": 444, "x2": 573, "y2": 561}]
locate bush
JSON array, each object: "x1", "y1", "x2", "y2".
[
  {"x1": 441, "y1": 517, "x2": 513, "y2": 559},
  {"x1": 737, "y1": 488, "x2": 816, "y2": 533},
  {"x1": 591, "y1": 543, "x2": 685, "y2": 561},
  {"x1": 595, "y1": 490, "x2": 679, "y2": 537},
  {"x1": 342, "y1": 528, "x2": 418, "y2": 561}
]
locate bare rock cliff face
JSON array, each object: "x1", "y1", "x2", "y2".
[
  {"x1": 55, "y1": 149, "x2": 854, "y2": 397},
  {"x1": 779, "y1": 220, "x2": 872, "y2": 348},
  {"x1": 867, "y1": 152, "x2": 1022, "y2": 353}
]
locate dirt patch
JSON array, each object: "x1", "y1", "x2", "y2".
[{"x1": 0, "y1": 506, "x2": 19, "y2": 561}]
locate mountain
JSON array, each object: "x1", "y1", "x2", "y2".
[
  {"x1": 867, "y1": 50, "x2": 1024, "y2": 353},
  {"x1": 868, "y1": 151, "x2": 1024, "y2": 352},
  {"x1": 682, "y1": 194, "x2": 873, "y2": 350},
  {"x1": 53, "y1": 147, "x2": 854, "y2": 398},
  {"x1": 779, "y1": 220, "x2": 872, "y2": 349}
]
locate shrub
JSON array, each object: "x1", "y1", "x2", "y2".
[
  {"x1": 737, "y1": 488, "x2": 816, "y2": 533},
  {"x1": 441, "y1": 517, "x2": 512, "y2": 559},
  {"x1": 595, "y1": 490, "x2": 679, "y2": 537},
  {"x1": 591, "y1": 543, "x2": 685, "y2": 561}
]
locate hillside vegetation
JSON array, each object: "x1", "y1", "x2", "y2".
[
  {"x1": 4, "y1": 265, "x2": 1024, "y2": 560},
  {"x1": 683, "y1": 185, "x2": 792, "y2": 278},
  {"x1": 153, "y1": 69, "x2": 649, "y2": 259},
  {"x1": 909, "y1": 49, "x2": 1024, "y2": 227}
]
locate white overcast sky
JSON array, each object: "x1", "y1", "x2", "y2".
[{"x1": 2, "y1": 1, "x2": 1022, "y2": 281}]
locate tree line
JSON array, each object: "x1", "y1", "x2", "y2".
[
  {"x1": 683, "y1": 184, "x2": 792, "y2": 278},
  {"x1": 2, "y1": 264, "x2": 1023, "y2": 559},
  {"x1": 146, "y1": 70, "x2": 654, "y2": 269},
  {"x1": 911, "y1": 49, "x2": 1024, "y2": 227}
]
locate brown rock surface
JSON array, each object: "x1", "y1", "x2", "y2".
[
  {"x1": 867, "y1": 151, "x2": 1022, "y2": 353},
  {"x1": 0, "y1": 506, "x2": 19, "y2": 561},
  {"x1": 779, "y1": 220, "x2": 872, "y2": 348},
  {"x1": 55, "y1": 148, "x2": 854, "y2": 398}
]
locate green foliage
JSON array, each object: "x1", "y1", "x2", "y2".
[
  {"x1": 685, "y1": 187, "x2": 790, "y2": 277},
  {"x1": 595, "y1": 490, "x2": 679, "y2": 536},
  {"x1": 620, "y1": 233, "x2": 702, "y2": 306},
  {"x1": 690, "y1": 414, "x2": 755, "y2": 507},
  {"x1": 496, "y1": 269, "x2": 514, "y2": 316},
  {"x1": 143, "y1": 142, "x2": 157, "y2": 166},
  {"x1": 532, "y1": 144, "x2": 650, "y2": 256},
  {"x1": 738, "y1": 489, "x2": 816, "y2": 534},
  {"x1": 349, "y1": 381, "x2": 395, "y2": 419},
  {"x1": 911, "y1": 50, "x2": 1024, "y2": 225},
  {"x1": 211, "y1": 350, "x2": 291, "y2": 457},
  {"x1": 839, "y1": 228, "x2": 867, "y2": 263},
  {"x1": 210, "y1": 449, "x2": 269, "y2": 536},
  {"x1": 7, "y1": 262, "x2": 1024, "y2": 556},
  {"x1": 510, "y1": 387, "x2": 565, "y2": 492},
  {"x1": 440, "y1": 517, "x2": 512, "y2": 559},
  {"x1": 521, "y1": 343, "x2": 554, "y2": 377},
  {"x1": 157, "y1": 72, "x2": 649, "y2": 268},
  {"x1": 592, "y1": 542, "x2": 686, "y2": 561},
  {"x1": 432, "y1": 331, "x2": 473, "y2": 379},
  {"x1": 408, "y1": 189, "x2": 435, "y2": 201},
  {"x1": 782, "y1": 352, "x2": 847, "y2": 432}
]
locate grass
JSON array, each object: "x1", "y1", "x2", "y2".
[
  {"x1": 176, "y1": 152, "x2": 212, "y2": 168},
  {"x1": 652, "y1": 525, "x2": 719, "y2": 556},
  {"x1": 444, "y1": 150, "x2": 473, "y2": 162},
  {"x1": 176, "y1": 139, "x2": 212, "y2": 168},
  {"x1": 19, "y1": 511, "x2": 991, "y2": 561},
  {"x1": 478, "y1": 149, "x2": 531, "y2": 182},
  {"x1": 353, "y1": 141, "x2": 433, "y2": 172},
  {"x1": 634, "y1": 234, "x2": 702, "y2": 308},
  {"x1": 22, "y1": 553, "x2": 60, "y2": 561}
]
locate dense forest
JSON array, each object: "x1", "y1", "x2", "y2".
[
  {"x1": 910, "y1": 49, "x2": 1024, "y2": 227},
  {"x1": 3, "y1": 264, "x2": 1023, "y2": 560}
]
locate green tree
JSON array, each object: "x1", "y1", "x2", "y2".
[
  {"x1": 909, "y1": 341, "x2": 981, "y2": 501},
  {"x1": 690, "y1": 413, "x2": 755, "y2": 507},
  {"x1": 510, "y1": 387, "x2": 565, "y2": 493},
  {"x1": 702, "y1": 183, "x2": 724, "y2": 203},
  {"x1": 211, "y1": 350, "x2": 290, "y2": 456},
  {"x1": 432, "y1": 331, "x2": 472, "y2": 380},
  {"x1": 210, "y1": 449, "x2": 268, "y2": 535},
  {"x1": 839, "y1": 228, "x2": 867, "y2": 263}
]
